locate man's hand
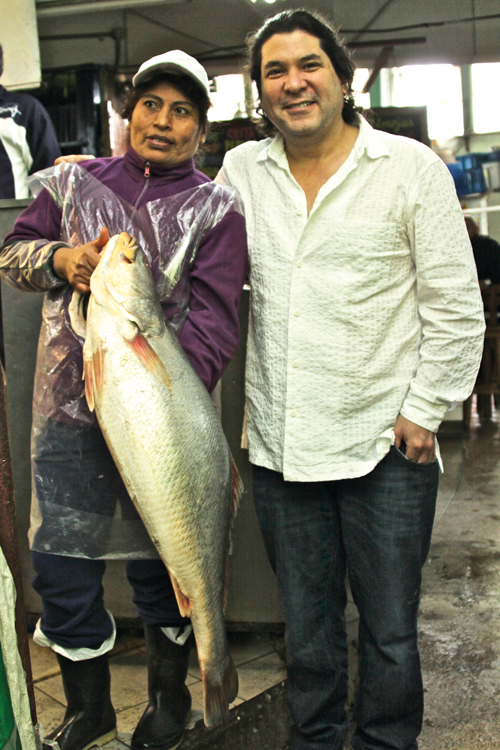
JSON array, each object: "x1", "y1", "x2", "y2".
[
  {"x1": 54, "y1": 154, "x2": 95, "y2": 166},
  {"x1": 393, "y1": 414, "x2": 436, "y2": 463},
  {"x1": 53, "y1": 227, "x2": 109, "y2": 294}
]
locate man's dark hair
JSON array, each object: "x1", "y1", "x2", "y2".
[
  {"x1": 246, "y1": 9, "x2": 360, "y2": 137},
  {"x1": 120, "y1": 71, "x2": 211, "y2": 132},
  {"x1": 0, "y1": 45, "x2": 3, "y2": 79}
]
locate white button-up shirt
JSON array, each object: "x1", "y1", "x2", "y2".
[{"x1": 217, "y1": 116, "x2": 485, "y2": 481}]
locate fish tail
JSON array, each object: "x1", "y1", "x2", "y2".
[{"x1": 202, "y1": 656, "x2": 239, "y2": 728}]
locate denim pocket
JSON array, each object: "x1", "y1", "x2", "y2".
[{"x1": 392, "y1": 443, "x2": 439, "y2": 468}]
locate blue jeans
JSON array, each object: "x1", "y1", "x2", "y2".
[
  {"x1": 31, "y1": 554, "x2": 190, "y2": 650},
  {"x1": 252, "y1": 445, "x2": 439, "y2": 750}
]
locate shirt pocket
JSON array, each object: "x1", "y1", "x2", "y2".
[{"x1": 309, "y1": 220, "x2": 411, "y2": 303}]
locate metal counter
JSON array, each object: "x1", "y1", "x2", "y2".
[{"x1": 0, "y1": 199, "x2": 282, "y2": 627}]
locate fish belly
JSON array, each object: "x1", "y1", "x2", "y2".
[{"x1": 84, "y1": 305, "x2": 239, "y2": 725}]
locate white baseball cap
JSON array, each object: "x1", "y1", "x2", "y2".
[{"x1": 132, "y1": 50, "x2": 210, "y2": 97}]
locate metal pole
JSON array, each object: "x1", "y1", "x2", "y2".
[{"x1": 0, "y1": 369, "x2": 37, "y2": 726}]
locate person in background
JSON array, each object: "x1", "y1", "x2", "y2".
[
  {"x1": 464, "y1": 213, "x2": 500, "y2": 416},
  {"x1": 0, "y1": 43, "x2": 61, "y2": 199},
  {"x1": 0, "y1": 50, "x2": 247, "y2": 750},
  {"x1": 216, "y1": 10, "x2": 485, "y2": 750},
  {"x1": 0, "y1": 43, "x2": 61, "y2": 367},
  {"x1": 464, "y1": 214, "x2": 500, "y2": 283}
]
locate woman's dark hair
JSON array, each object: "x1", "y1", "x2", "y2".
[
  {"x1": 246, "y1": 9, "x2": 360, "y2": 137},
  {"x1": 120, "y1": 71, "x2": 211, "y2": 132}
]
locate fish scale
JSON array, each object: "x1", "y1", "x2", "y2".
[{"x1": 76, "y1": 232, "x2": 242, "y2": 727}]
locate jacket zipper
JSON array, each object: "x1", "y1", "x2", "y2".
[{"x1": 131, "y1": 161, "x2": 150, "y2": 220}]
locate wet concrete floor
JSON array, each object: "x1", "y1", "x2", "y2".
[
  {"x1": 340, "y1": 402, "x2": 500, "y2": 749},
  {"x1": 417, "y1": 402, "x2": 500, "y2": 749}
]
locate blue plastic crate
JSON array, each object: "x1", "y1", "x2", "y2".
[
  {"x1": 456, "y1": 153, "x2": 488, "y2": 194},
  {"x1": 447, "y1": 162, "x2": 471, "y2": 197},
  {"x1": 457, "y1": 152, "x2": 490, "y2": 170}
]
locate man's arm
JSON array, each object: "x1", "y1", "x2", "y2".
[
  {"x1": 25, "y1": 97, "x2": 62, "y2": 174},
  {"x1": 399, "y1": 157, "x2": 485, "y2": 444}
]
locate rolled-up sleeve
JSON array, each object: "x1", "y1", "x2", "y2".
[{"x1": 400, "y1": 159, "x2": 485, "y2": 432}]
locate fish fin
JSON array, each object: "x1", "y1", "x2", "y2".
[
  {"x1": 83, "y1": 345, "x2": 103, "y2": 413},
  {"x1": 84, "y1": 358, "x2": 95, "y2": 412},
  {"x1": 127, "y1": 332, "x2": 172, "y2": 392},
  {"x1": 68, "y1": 290, "x2": 87, "y2": 339},
  {"x1": 201, "y1": 656, "x2": 238, "y2": 728},
  {"x1": 222, "y1": 458, "x2": 244, "y2": 612},
  {"x1": 231, "y1": 457, "x2": 244, "y2": 518},
  {"x1": 168, "y1": 572, "x2": 191, "y2": 618}
]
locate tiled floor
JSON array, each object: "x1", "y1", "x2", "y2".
[{"x1": 31, "y1": 629, "x2": 290, "y2": 747}]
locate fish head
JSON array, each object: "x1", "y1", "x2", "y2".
[{"x1": 92, "y1": 232, "x2": 165, "y2": 337}]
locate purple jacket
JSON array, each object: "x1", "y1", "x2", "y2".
[{"x1": 1, "y1": 147, "x2": 248, "y2": 423}]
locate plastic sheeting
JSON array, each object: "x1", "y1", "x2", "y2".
[
  {"x1": 0, "y1": 548, "x2": 37, "y2": 750},
  {"x1": 1, "y1": 163, "x2": 240, "y2": 559}
]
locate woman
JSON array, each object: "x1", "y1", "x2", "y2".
[{"x1": 0, "y1": 50, "x2": 247, "y2": 750}]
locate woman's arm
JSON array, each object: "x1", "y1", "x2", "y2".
[
  {"x1": 178, "y1": 211, "x2": 248, "y2": 393},
  {"x1": 1, "y1": 190, "x2": 108, "y2": 293},
  {"x1": 0, "y1": 188, "x2": 67, "y2": 292}
]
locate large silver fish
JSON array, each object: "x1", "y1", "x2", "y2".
[{"x1": 75, "y1": 232, "x2": 242, "y2": 727}]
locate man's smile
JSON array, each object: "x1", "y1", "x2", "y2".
[{"x1": 283, "y1": 100, "x2": 317, "y2": 111}]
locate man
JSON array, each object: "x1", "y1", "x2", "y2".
[
  {"x1": 0, "y1": 43, "x2": 61, "y2": 366},
  {"x1": 0, "y1": 43, "x2": 61, "y2": 199},
  {"x1": 217, "y1": 10, "x2": 485, "y2": 750},
  {"x1": 464, "y1": 214, "x2": 500, "y2": 283}
]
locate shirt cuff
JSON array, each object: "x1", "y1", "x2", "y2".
[{"x1": 400, "y1": 383, "x2": 449, "y2": 433}]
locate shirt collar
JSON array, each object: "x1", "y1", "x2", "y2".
[{"x1": 257, "y1": 114, "x2": 390, "y2": 169}]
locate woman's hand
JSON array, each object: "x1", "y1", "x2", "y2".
[
  {"x1": 54, "y1": 154, "x2": 95, "y2": 165},
  {"x1": 53, "y1": 227, "x2": 109, "y2": 293}
]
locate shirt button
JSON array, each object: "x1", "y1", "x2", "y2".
[
  {"x1": 293, "y1": 360, "x2": 299, "y2": 368},
  {"x1": 297, "y1": 261, "x2": 303, "y2": 268},
  {"x1": 291, "y1": 410, "x2": 297, "y2": 417},
  {"x1": 296, "y1": 208, "x2": 303, "y2": 216},
  {"x1": 295, "y1": 309, "x2": 301, "y2": 317}
]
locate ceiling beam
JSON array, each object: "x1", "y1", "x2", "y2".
[
  {"x1": 347, "y1": 36, "x2": 426, "y2": 49},
  {"x1": 36, "y1": 0, "x2": 183, "y2": 17},
  {"x1": 349, "y1": 0, "x2": 400, "y2": 44},
  {"x1": 362, "y1": 46, "x2": 394, "y2": 93}
]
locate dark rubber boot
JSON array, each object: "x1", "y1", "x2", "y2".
[
  {"x1": 43, "y1": 653, "x2": 116, "y2": 750},
  {"x1": 131, "y1": 625, "x2": 192, "y2": 750}
]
